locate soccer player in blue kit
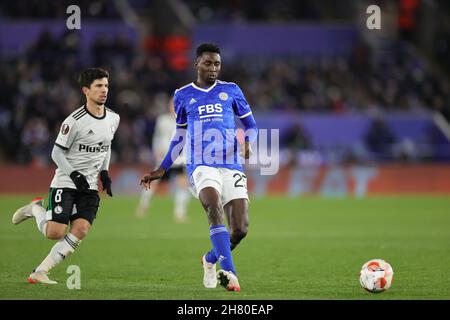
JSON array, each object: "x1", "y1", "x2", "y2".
[{"x1": 140, "y1": 43, "x2": 258, "y2": 292}]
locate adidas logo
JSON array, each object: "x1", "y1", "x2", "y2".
[
  {"x1": 189, "y1": 98, "x2": 197, "y2": 105},
  {"x1": 218, "y1": 255, "x2": 226, "y2": 263},
  {"x1": 88, "y1": 129, "x2": 94, "y2": 135}
]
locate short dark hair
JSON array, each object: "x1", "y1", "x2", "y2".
[
  {"x1": 196, "y1": 43, "x2": 220, "y2": 57},
  {"x1": 78, "y1": 68, "x2": 109, "y2": 89}
]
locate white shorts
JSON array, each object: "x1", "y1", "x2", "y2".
[{"x1": 189, "y1": 166, "x2": 249, "y2": 206}]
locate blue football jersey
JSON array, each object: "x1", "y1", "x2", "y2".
[{"x1": 173, "y1": 80, "x2": 253, "y2": 178}]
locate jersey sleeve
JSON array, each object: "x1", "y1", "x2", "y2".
[
  {"x1": 55, "y1": 117, "x2": 78, "y2": 150},
  {"x1": 114, "y1": 114, "x2": 120, "y2": 132},
  {"x1": 173, "y1": 91, "x2": 187, "y2": 127},
  {"x1": 232, "y1": 84, "x2": 253, "y2": 119}
]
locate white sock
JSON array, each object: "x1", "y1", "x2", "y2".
[
  {"x1": 32, "y1": 204, "x2": 48, "y2": 237},
  {"x1": 138, "y1": 188, "x2": 154, "y2": 210},
  {"x1": 35, "y1": 233, "x2": 81, "y2": 273},
  {"x1": 174, "y1": 187, "x2": 190, "y2": 220}
]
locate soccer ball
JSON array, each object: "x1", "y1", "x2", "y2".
[{"x1": 359, "y1": 259, "x2": 394, "y2": 293}]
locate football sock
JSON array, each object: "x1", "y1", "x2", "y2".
[
  {"x1": 205, "y1": 248, "x2": 217, "y2": 264},
  {"x1": 35, "y1": 233, "x2": 80, "y2": 273},
  {"x1": 32, "y1": 204, "x2": 48, "y2": 237},
  {"x1": 206, "y1": 235, "x2": 241, "y2": 263},
  {"x1": 208, "y1": 225, "x2": 236, "y2": 275},
  {"x1": 138, "y1": 188, "x2": 154, "y2": 210},
  {"x1": 174, "y1": 187, "x2": 190, "y2": 221}
]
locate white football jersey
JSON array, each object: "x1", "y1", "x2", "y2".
[
  {"x1": 152, "y1": 113, "x2": 186, "y2": 166},
  {"x1": 50, "y1": 105, "x2": 120, "y2": 190}
]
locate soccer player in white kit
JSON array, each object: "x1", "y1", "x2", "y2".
[
  {"x1": 12, "y1": 68, "x2": 120, "y2": 284},
  {"x1": 135, "y1": 97, "x2": 190, "y2": 223}
]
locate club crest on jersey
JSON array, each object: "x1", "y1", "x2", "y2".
[
  {"x1": 219, "y1": 92, "x2": 228, "y2": 101},
  {"x1": 61, "y1": 124, "x2": 70, "y2": 135}
]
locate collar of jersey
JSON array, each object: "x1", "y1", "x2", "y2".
[
  {"x1": 191, "y1": 81, "x2": 217, "y2": 92},
  {"x1": 84, "y1": 105, "x2": 106, "y2": 120}
]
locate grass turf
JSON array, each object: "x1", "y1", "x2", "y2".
[{"x1": 0, "y1": 195, "x2": 449, "y2": 300}]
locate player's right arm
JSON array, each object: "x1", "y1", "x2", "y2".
[
  {"x1": 53, "y1": 116, "x2": 89, "y2": 190},
  {"x1": 140, "y1": 93, "x2": 187, "y2": 189}
]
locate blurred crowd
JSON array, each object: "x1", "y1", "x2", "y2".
[
  {"x1": 223, "y1": 43, "x2": 450, "y2": 115},
  {"x1": 0, "y1": 29, "x2": 186, "y2": 167},
  {"x1": 1, "y1": 27, "x2": 450, "y2": 167},
  {"x1": 0, "y1": 0, "x2": 350, "y2": 21},
  {"x1": 1, "y1": 0, "x2": 450, "y2": 167}
]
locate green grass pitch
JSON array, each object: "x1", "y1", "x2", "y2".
[{"x1": 1, "y1": 195, "x2": 449, "y2": 300}]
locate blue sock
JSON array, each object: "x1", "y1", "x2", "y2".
[
  {"x1": 205, "y1": 249, "x2": 217, "y2": 264},
  {"x1": 207, "y1": 225, "x2": 236, "y2": 275},
  {"x1": 206, "y1": 239, "x2": 237, "y2": 264}
]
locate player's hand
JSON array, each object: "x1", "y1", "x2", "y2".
[
  {"x1": 100, "y1": 170, "x2": 113, "y2": 197},
  {"x1": 240, "y1": 141, "x2": 253, "y2": 159},
  {"x1": 70, "y1": 171, "x2": 90, "y2": 191},
  {"x1": 140, "y1": 168, "x2": 165, "y2": 190}
]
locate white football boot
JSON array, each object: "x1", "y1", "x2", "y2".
[
  {"x1": 217, "y1": 269, "x2": 240, "y2": 292},
  {"x1": 28, "y1": 271, "x2": 58, "y2": 285},
  {"x1": 201, "y1": 255, "x2": 217, "y2": 288},
  {"x1": 12, "y1": 197, "x2": 44, "y2": 225}
]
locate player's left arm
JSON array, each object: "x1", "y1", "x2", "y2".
[
  {"x1": 99, "y1": 147, "x2": 113, "y2": 196},
  {"x1": 100, "y1": 114, "x2": 120, "y2": 197},
  {"x1": 232, "y1": 84, "x2": 258, "y2": 159}
]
